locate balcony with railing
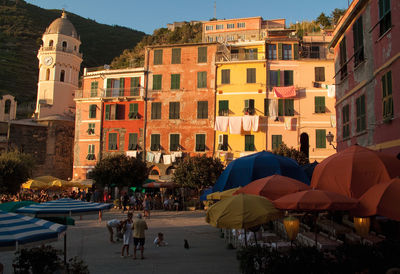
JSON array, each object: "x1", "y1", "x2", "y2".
[
  {"x1": 299, "y1": 46, "x2": 332, "y2": 60},
  {"x1": 75, "y1": 87, "x2": 145, "y2": 99},
  {"x1": 216, "y1": 52, "x2": 264, "y2": 62},
  {"x1": 40, "y1": 46, "x2": 83, "y2": 58}
]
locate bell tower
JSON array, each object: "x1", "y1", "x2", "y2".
[{"x1": 35, "y1": 9, "x2": 82, "y2": 119}]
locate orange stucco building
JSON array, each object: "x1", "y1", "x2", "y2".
[
  {"x1": 73, "y1": 67, "x2": 145, "y2": 180},
  {"x1": 144, "y1": 43, "x2": 218, "y2": 176}
]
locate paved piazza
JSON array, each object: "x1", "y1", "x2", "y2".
[{"x1": 1, "y1": 209, "x2": 240, "y2": 274}]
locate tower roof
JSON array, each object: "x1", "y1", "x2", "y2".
[{"x1": 45, "y1": 10, "x2": 79, "y2": 39}]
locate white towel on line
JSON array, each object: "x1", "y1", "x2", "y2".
[
  {"x1": 154, "y1": 152, "x2": 161, "y2": 163},
  {"x1": 163, "y1": 155, "x2": 171, "y2": 165},
  {"x1": 242, "y1": 115, "x2": 252, "y2": 131},
  {"x1": 252, "y1": 116, "x2": 259, "y2": 132},
  {"x1": 269, "y1": 99, "x2": 278, "y2": 120},
  {"x1": 327, "y1": 85, "x2": 336, "y2": 98},
  {"x1": 229, "y1": 117, "x2": 242, "y2": 134},
  {"x1": 215, "y1": 116, "x2": 229, "y2": 132}
]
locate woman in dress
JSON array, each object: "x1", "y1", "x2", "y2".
[{"x1": 121, "y1": 212, "x2": 133, "y2": 257}]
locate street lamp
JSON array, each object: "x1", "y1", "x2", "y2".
[{"x1": 326, "y1": 131, "x2": 336, "y2": 149}]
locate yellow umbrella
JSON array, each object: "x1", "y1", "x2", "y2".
[
  {"x1": 22, "y1": 179, "x2": 50, "y2": 190},
  {"x1": 34, "y1": 176, "x2": 61, "y2": 184},
  {"x1": 219, "y1": 187, "x2": 241, "y2": 200},
  {"x1": 207, "y1": 191, "x2": 221, "y2": 200},
  {"x1": 68, "y1": 179, "x2": 94, "y2": 189},
  {"x1": 205, "y1": 193, "x2": 282, "y2": 229}
]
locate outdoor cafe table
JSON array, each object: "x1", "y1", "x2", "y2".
[
  {"x1": 316, "y1": 219, "x2": 351, "y2": 237},
  {"x1": 299, "y1": 231, "x2": 340, "y2": 250}
]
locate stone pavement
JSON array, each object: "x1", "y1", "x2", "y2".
[{"x1": 1, "y1": 209, "x2": 240, "y2": 274}]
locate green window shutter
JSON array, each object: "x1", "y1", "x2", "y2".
[
  {"x1": 197, "y1": 101, "x2": 208, "y2": 119},
  {"x1": 315, "y1": 97, "x2": 325, "y2": 113},
  {"x1": 105, "y1": 105, "x2": 111, "y2": 120},
  {"x1": 151, "y1": 102, "x2": 161, "y2": 119},
  {"x1": 90, "y1": 82, "x2": 98, "y2": 97},
  {"x1": 172, "y1": 48, "x2": 181, "y2": 64},
  {"x1": 247, "y1": 68, "x2": 256, "y2": 83},
  {"x1": 170, "y1": 134, "x2": 179, "y2": 151},
  {"x1": 197, "y1": 71, "x2": 207, "y2": 88},
  {"x1": 387, "y1": 71, "x2": 392, "y2": 95},
  {"x1": 154, "y1": 49, "x2": 163, "y2": 65},
  {"x1": 356, "y1": 95, "x2": 366, "y2": 132},
  {"x1": 128, "y1": 133, "x2": 138, "y2": 150},
  {"x1": 171, "y1": 74, "x2": 180, "y2": 90},
  {"x1": 151, "y1": 134, "x2": 160, "y2": 151},
  {"x1": 219, "y1": 100, "x2": 229, "y2": 116},
  {"x1": 245, "y1": 135, "x2": 255, "y2": 151},
  {"x1": 196, "y1": 134, "x2": 206, "y2": 151},
  {"x1": 129, "y1": 103, "x2": 139, "y2": 119},
  {"x1": 108, "y1": 133, "x2": 118, "y2": 150},
  {"x1": 284, "y1": 70, "x2": 293, "y2": 86},
  {"x1": 264, "y1": 98, "x2": 269, "y2": 116},
  {"x1": 272, "y1": 135, "x2": 282, "y2": 150},
  {"x1": 221, "y1": 69, "x2": 230, "y2": 84},
  {"x1": 169, "y1": 102, "x2": 180, "y2": 119},
  {"x1": 277, "y1": 70, "x2": 281, "y2": 86},
  {"x1": 278, "y1": 43, "x2": 283, "y2": 60},
  {"x1": 130, "y1": 77, "x2": 140, "y2": 96},
  {"x1": 287, "y1": 99, "x2": 294, "y2": 116},
  {"x1": 293, "y1": 44, "x2": 299, "y2": 60},
  {"x1": 153, "y1": 75, "x2": 162, "y2": 90},
  {"x1": 89, "y1": 105, "x2": 96, "y2": 118},
  {"x1": 198, "y1": 47, "x2": 207, "y2": 63},
  {"x1": 278, "y1": 99, "x2": 284, "y2": 116},
  {"x1": 119, "y1": 78, "x2": 125, "y2": 96},
  {"x1": 316, "y1": 129, "x2": 326, "y2": 148},
  {"x1": 106, "y1": 79, "x2": 112, "y2": 96}
]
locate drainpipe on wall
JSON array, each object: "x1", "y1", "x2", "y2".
[
  {"x1": 143, "y1": 49, "x2": 150, "y2": 162},
  {"x1": 213, "y1": 58, "x2": 218, "y2": 158}
]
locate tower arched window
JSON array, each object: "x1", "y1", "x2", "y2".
[
  {"x1": 62, "y1": 41, "x2": 67, "y2": 51},
  {"x1": 4, "y1": 100, "x2": 11, "y2": 114},
  {"x1": 60, "y1": 70, "x2": 65, "y2": 82},
  {"x1": 49, "y1": 40, "x2": 53, "y2": 47},
  {"x1": 46, "y1": 69, "x2": 50, "y2": 80}
]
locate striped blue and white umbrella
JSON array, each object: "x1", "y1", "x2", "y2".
[
  {"x1": 0, "y1": 210, "x2": 66, "y2": 251},
  {"x1": 16, "y1": 198, "x2": 113, "y2": 217}
]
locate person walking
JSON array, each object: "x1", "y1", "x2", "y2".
[
  {"x1": 132, "y1": 213, "x2": 148, "y2": 260},
  {"x1": 142, "y1": 195, "x2": 151, "y2": 218},
  {"x1": 121, "y1": 212, "x2": 133, "y2": 257}
]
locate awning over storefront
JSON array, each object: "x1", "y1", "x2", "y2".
[{"x1": 273, "y1": 86, "x2": 296, "y2": 98}]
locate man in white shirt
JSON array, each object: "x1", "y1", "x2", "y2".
[{"x1": 106, "y1": 219, "x2": 122, "y2": 243}]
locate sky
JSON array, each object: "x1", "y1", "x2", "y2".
[{"x1": 25, "y1": 0, "x2": 350, "y2": 35}]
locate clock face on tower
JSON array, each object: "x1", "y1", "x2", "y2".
[{"x1": 44, "y1": 56, "x2": 53, "y2": 66}]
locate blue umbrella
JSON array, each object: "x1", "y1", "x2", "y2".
[
  {"x1": 16, "y1": 198, "x2": 112, "y2": 263},
  {"x1": 301, "y1": 160, "x2": 319, "y2": 181},
  {"x1": 212, "y1": 151, "x2": 310, "y2": 192},
  {"x1": 0, "y1": 210, "x2": 66, "y2": 251},
  {"x1": 16, "y1": 198, "x2": 112, "y2": 216}
]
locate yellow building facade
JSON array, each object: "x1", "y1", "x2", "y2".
[
  {"x1": 214, "y1": 32, "x2": 336, "y2": 163},
  {"x1": 215, "y1": 41, "x2": 267, "y2": 161}
]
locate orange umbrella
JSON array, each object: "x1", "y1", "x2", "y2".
[
  {"x1": 234, "y1": 175, "x2": 310, "y2": 200},
  {"x1": 311, "y1": 145, "x2": 400, "y2": 199},
  {"x1": 352, "y1": 178, "x2": 400, "y2": 221},
  {"x1": 273, "y1": 189, "x2": 358, "y2": 211}
]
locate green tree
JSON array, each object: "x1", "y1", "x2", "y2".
[
  {"x1": 272, "y1": 142, "x2": 309, "y2": 166},
  {"x1": 173, "y1": 155, "x2": 224, "y2": 191},
  {"x1": 331, "y1": 8, "x2": 346, "y2": 26},
  {"x1": 0, "y1": 150, "x2": 35, "y2": 194},
  {"x1": 316, "y1": 12, "x2": 332, "y2": 29},
  {"x1": 90, "y1": 154, "x2": 149, "y2": 189}
]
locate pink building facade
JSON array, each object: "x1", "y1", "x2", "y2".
[{"x1": 330, "y1": 0, "x2": 400, "y2": 156}]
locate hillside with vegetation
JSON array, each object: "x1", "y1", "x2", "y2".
[
  {"x1": 0, "y1": 0, "x2": 145, "y2": 117},
  {"x1": 111, "y1": 22, "x2": 202, "y2": 69}
]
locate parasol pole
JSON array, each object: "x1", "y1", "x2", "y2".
[
  {"x1": 244, "y1": 229, "x2": 248, "y2": 247},
  {"x1": 64, "y1": 216, "x2": 67, "y2": 264}
]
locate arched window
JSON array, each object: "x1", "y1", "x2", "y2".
[
  {"x1": 4, "y1": 100, "x2": 11, "y2": 114},
  {"x1": 46, "y1": 69, "x2": 50, "y2": 80},
  {"x1": 60, "y1": 70, "x2": 65, "y2": 82},
  {"x1": 62, "y1": 41, "x2": 67, "y2": 51},
  {"x1": 49, "y1": 40, "x2": 53, "y2": 47}
]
